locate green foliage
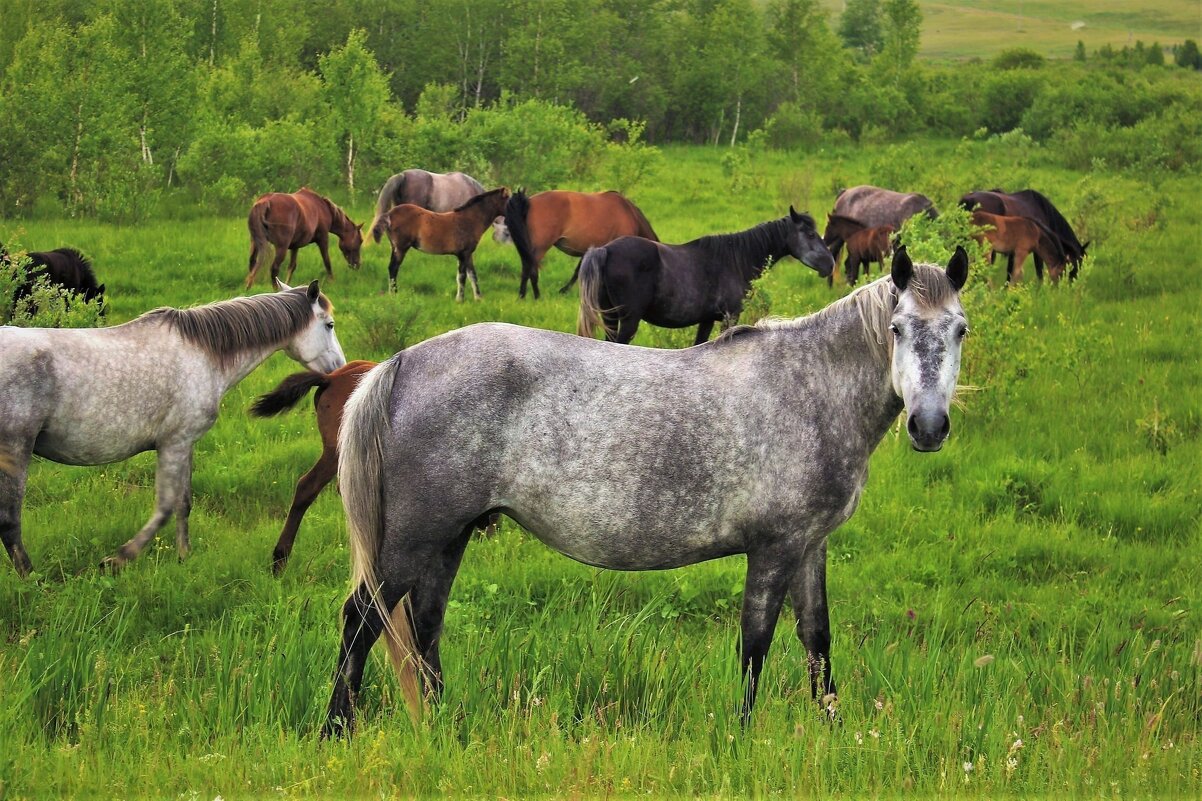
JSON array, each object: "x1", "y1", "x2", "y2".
[
  {"x1": 839, "y1": 0, "x2": 883, "y2": 58},
  {"x1": 992, "y1": 48, "x2": 1045, "y2": 70},
  {"x1": 1174, "y1": 39, "x2": 1201, "y2": 70}
]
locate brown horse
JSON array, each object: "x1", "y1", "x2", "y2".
[
  {"x1": 376, "y1": 187, "x2": 510, "y2": 301},
  {"x1": 843, "y1": 224, "x2": 895, "y2": 286},
  {"x1": 245, "y1": 187, "x2": 364, "y2": 288},
  {"x1": 495, "y1": 189, "x2": 659, "y2": 299},
  {"x1": 250, "y1": 361, "x2": 499, "y2": 575},
  {"x1": 971, "y1": 210, "x2": 1067, "y2": 283}
]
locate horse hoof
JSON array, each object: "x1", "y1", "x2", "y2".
[
  {"x1": 271, "y1": 556, "x2": 288, "y2": 577},
  {"x1": 99, "y1": 554, "x2": 127, "y2": 573}
]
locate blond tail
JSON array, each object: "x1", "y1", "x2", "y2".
[
  {"x1": 337, "y1": 354, "x2": 423, "y2": 720},
  {"x1": 576, "y1": 246, "x2": 616, "y2": 339}
]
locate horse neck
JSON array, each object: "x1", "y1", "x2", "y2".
[
  {"x1": 214, "y1": 337, "x2": 287, "y2": 389},
  {"x1": 723, "y1": 219, "x2": 792, "y2": 281},
  {"x1": 327, "y1": 203, "x2": 353, "y2": 238},
  {"x1": 772, "y1": 290, "x2": 903, "y2": 451}
]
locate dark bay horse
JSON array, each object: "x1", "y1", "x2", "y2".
[
  {"x1": 374, "y1": 188, "x2": 510, "y2": 301},
  {"x1": 494, "y1": 189, "x2": 659, "y2": 299},
  {"x1": 828, "y1": 185, "x2": 937, "y2": 262},
  {"x1": 0, "y1": 281, "x2": 344, "y2": 576},
  {"x1": 245, "y1": 188, "x2": 364, "y2": 288},
  {"x1": 1, "y1": 243, "x2": 105, "y2": 308},
  {"x1": 971, "y1": 210, "x2": 1067, "y2": 283},
  {"x1": 250, "y1": 361, "x2": 499, "y2": 575},
  {"x1": 370, "y1": 170, "x2": 487, "y2": 243},
  {"x1": 577, "y1": 208, "x2": 834, "y2": 345},
  {"x1": 960, "y1": 189, "x2": 1087, "y2": 280},
  {"x1": 322, "y1": 246, "x2": 971, "y2": 736}
]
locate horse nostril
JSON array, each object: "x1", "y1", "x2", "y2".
[
  {"x1": 939, "y1": 414, "x2": 950, "y2": 440},
  {"x1": 907, "y1": 414, "x2": 920, "y2": 438}
]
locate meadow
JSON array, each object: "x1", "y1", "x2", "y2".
[{"x1": 1, "y1": 141, "x2": 1200, "y2": 798}]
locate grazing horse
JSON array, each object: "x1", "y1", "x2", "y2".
[
  {"x1": 374, "y1": 188, "x2": 510, "y2": 301},
  {"x1": 1, "y1": 243, "x2": 105, "y2": 309},
  {"x1": 494, "y1": 189, "x2": 659, "y2": 299},
  {"x1": 828, "y1": 185, "x2": 937, "y2": 262},
  {"x1": 970, "y1": 210, "x2": 1068, "y2": 283},
  {"x1": 576, "y1": 208, "x2": 834, "y2": 345},
  {"x1": 321, "y1": 246, "x2": 971, "y2": 737},
  {"x1": 245, "y1": 188, "x2": 364, "y2": 288},
  {"x1": 0, "y1": 281, "x2": 345, "y2": 576},
  {"x1": 960, "y1": 189, "x2": 1087, "y2": 280},
  {"x1": 370, "y1": 169, "x2": 487, "y2": 243},
  {"x1": 250, "y1": 361, "x2": 501, "y2": 575}
]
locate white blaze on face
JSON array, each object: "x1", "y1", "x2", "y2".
[
  {"x1": 492, "y1": 220, "x2": 511, "y2": 244},
  {"x1": 889, "y1": 293, "x2": 967, "y2": 451}
]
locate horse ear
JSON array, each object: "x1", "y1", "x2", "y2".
[
  {"x1": 789, "y1": 205, "x2": 801, "y2": 222},
  {"x1": 946, "y1": 245, "x2": 969, "y2": 291},
  {"x1": 891, "y1": 246, "x2": 913, "y2": 291},
  {"x1": 357, "y1": 223, "x2": 364, "y2": 231},
  {"x1": 273, "y1": 278, "x2": 291, "y2": 292},
  {"x1": 307, "y1": 280, "x2": 321, "y2": 302}
]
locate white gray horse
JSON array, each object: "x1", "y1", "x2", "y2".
[
  {"x1": 323, "y1": 246, "x2": 969, "y2": 736},
  {"x1": 0, "y1": 280, "x2": 344, "y2": 576}
]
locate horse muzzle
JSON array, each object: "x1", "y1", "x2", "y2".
[{"x1": 907, "y1": 410, "x2": 950, "y2": 452}]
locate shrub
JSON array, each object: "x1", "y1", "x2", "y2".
[{"x1": 1, "y1": 248, "x2": 105, "y2": 328}]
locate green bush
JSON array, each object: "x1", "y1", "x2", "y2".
[{"x1": 1, "y1": 248, "x2": 105, "y2": 328}]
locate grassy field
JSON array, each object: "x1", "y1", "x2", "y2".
[
  {"x1": 820, "y1": 0, "x2": 1202, "y2": 59},
  {"x1": 1, "y1": 141, "x2": 1200, "y2": 798}
]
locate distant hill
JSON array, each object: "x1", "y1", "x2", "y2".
[{"x1": 820, "y1": 0, "x2": 1202, "y2": 59}]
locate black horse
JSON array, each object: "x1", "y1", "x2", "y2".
[
  {"x1": 959, "y1": 189, "x2": 1088, "y2": 281},
  {"x1": 576, "y1": 208, "x2": 834, "y2": 345},
  {"x1": 1, "y1": 243, "x2": 105, "y2": 308}
]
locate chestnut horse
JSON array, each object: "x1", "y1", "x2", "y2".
[
  {"x1": 494, "y1": 189, "x2": 659, "y2": 299},
  {"x1": 375, "y1": 187, "x2": 510, "y2": 301},
  {"x1": 245, "y1": 188, "x2": 364, "y2": 288},
  {"x1": 971, "y1": 210, "x2": 1067, "y2": 283},
  {"x1": 250, "y1": 361, "x2": 499, "y2": 575},
  {"x1": 370, "y1": 170, "x2": 487, "y2": 242},
  {"x1": 960, "y1": 189, "x2": 1087, "y2": 280}
]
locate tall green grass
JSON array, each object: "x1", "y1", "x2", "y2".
[{"x1": 1, "y1": 142, "x2": 1199, "y2": 797}]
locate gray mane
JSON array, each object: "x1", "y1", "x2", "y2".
[
  {"x1": 716, "y1": 263, "x2": 957, "y2": 363},
  {"x1": 139, "y1": 289, "x2": 319, "y2": 368}
]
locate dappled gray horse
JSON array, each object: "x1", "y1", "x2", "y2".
[
  {"x1": 370, "y1": 169, "x2": 486, "y2": 243},
  {"x1": 830, "y1": 184, "x2": 938, "y2": 261},
  {"x1": 0, "y1": 281, "x2": 344, "y2": 576},
  {"x1": 323, "y1": 246, "x2": 971, "y2": 736}
]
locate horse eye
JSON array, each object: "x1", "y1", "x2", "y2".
[
  {"x1": 889, "y1": 323, "x2": 901, "y2": 337},
  {"x1": 957, "y1": 325, "x2": 968, "y2": 339},
  {"x1": 326, "y1": 321, "x2": 335, "y2": 330}
]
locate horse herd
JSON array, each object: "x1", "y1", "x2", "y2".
[{"x1": 0, "y1": 169, "x2": 1086, "y2": 736}]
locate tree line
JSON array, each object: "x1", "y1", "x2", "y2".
[{"x1": 1, "y1": 0, "x2": 1200, "y2": 221}]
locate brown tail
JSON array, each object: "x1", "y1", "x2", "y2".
[
  {"x1": 249, "y1": 371, "x2": 329, "y2": 417},
  {"x1": 576, "y1": 246, "x2": 615, "y2": 339},
  {"x1": 247, "y1": 199, "x2": 272, "y2": 281}
]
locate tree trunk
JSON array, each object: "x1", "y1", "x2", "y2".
[
  {"x1": 346, "y1": 133, "x2": 355, "y2": 197},
  {"x1": 210, "y1": 0, "x2": 218, "y2": 66},
  {"x1": 729, "y1": 95, "x2": 742, "y2": 147}
]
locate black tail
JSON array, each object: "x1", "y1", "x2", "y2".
[
  {"x1": 250, "y1": 371, "x2": 330, "y2": 417},
  {"x1": 576, "y1": 247, "x2": 614, "y2": 339},
  {"x1": 504, "y1": 190, "x2": 537, "y2": 282},
  {"x1": 559, "y1": 260, "x2": 583, "y2": 294}
]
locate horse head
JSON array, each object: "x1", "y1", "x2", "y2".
[
  {"x1": 787, "y1": 206, "x2": 834, "y2": 278},
  {"x1": 275, "y1": 279, "x2": 346, "y2": 374},
  {"x1": 339, "y1": 223, "x2": 364, "y2": 269},
  {"x1": 888, "y1": 246, "x2": 969, "y2": 452}
]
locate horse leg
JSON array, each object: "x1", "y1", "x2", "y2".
[
  {"x1": 245, "y1": 242, "x2": 261, "y2": 289},
  {"x1": 1033, "y1": 251, "x2": 1045, "y2": 282},
  {"x1": 316, "y1": 233, "x2": 335, "y2": 282},
  {"x1": 0, "y1": 445, "x2": 34, "y2": 577},
  {"x1": 284, "y1": 247, "x2": 300, "y2": 283},
  {"x1": 466, "y1": 253, "x2": 482, "y2": 301},
  {"x1": 694, "y1": 319, "x2": 716, "y2": 345},
  {"x1": 739, "y1": 551, "x2": 794, "y2": 723},
  {"x1": 790, "y1": 540, "x2": 837, "y2": 715},
  {"x1": 102, "y1": 442, "x2": 192, "y2": 570},
  {"x1": 613, "y1": 314, "x2": 640, "y2": 345},
  {"x1": 324, "y1": 576, "x2": 412, "y2": 738},
  {"x1": 559, "y1": 259, "x2": 583, "y2": 294},
  {"x1": 173, "y1": 448, "x2": 194, "y2": 560},
  {"x1": 388, "y1": 246, "x2": 409, "y2": 294},
  {"x1": 271, "y1": 447, "x2": 336, "y2": 576},
  {"x1": 1012, "y1": 249, "x2": 1028, "y2": 282},
  {"x1": 408, "y1": 526, "x2": 472, "y2": 698}
]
